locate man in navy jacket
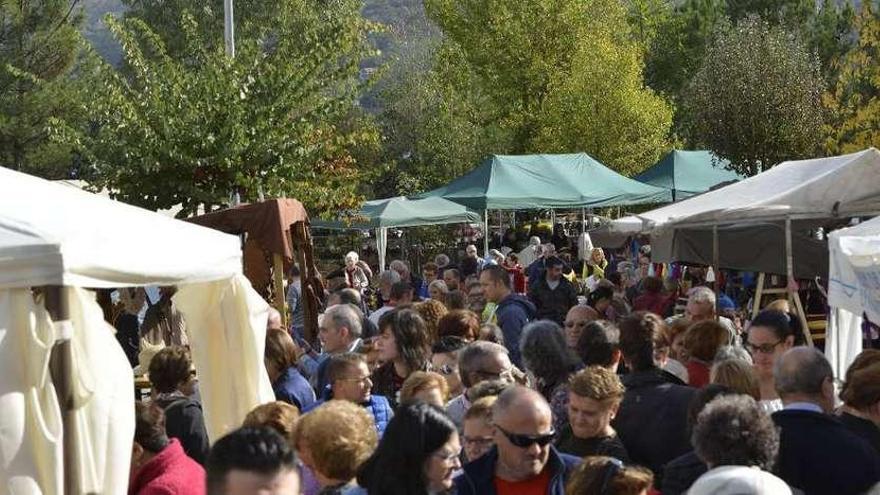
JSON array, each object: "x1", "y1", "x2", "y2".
[
  {"x1": 771, "y1": 347, "x2": 880, "y2": 495},
  {"x1": 480, "y1": 265, "x2": 535, "y2": 367},
  {"x1": 454, "y1": 386, "x2": 580, "y2": 495}
]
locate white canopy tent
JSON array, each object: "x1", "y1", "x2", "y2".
[
  {"x1": 827, "y1": 215, "x2": 880, "y2": 378},
  {"x1": 0, "y1": 167, "x2": 274, "y2": 494},
  {"x1": 612, "y1": 148, "x2": 880, "y2": 235}
]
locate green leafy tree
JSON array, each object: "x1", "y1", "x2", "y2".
[
  {"x1": 646, "y1": 0, "x2": 853, "y2": 104},
  {"x1": 421, "y1": 0, "x2": 672, "y2": 173},
  {"x1": 684, "y1": 17, "x2": 824, "y2": 176},
  {"x1": 52, "y1": 2, "x2": 381, "y2": 217},
  {"x1": 824, "y1": 4, "x2": 880, "y2": 154},
  {"x1": 0, "y1": 0, "x2": 86, "y2": 178}
]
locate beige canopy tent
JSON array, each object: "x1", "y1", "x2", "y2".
[{"x1": 0, "y1": 167, "x2": 275, "y2": 494}]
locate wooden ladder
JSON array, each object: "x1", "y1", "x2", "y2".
[{"x1": 751, "y1": 272, "x2": 814, "y2": 346}]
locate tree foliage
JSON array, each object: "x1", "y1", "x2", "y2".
[
  {"x1": 684, "y1": 17, "x2": 824, "y2": 176},
  {"x1": 52, "y1": 1, "x2": 382, "y2": 217},
  {"x1": 405, "y1": 0, "x2": 672, "y2": 175},
  {"x1": 645, "y1": 0, "x2": 854, "y2": 105},
  {"x1": 0, "y1": 0, "x2": 86, "y2": 178},
  {"x1": 824, "y1": 4, "x2": 880, "y2": 154}
]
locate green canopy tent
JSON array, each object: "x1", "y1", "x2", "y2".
[
  {"x1": 415, "y1": 153, "x2": 669, "y2": 253},
  {"x1": 634, "y1": 150, "x2": 744, "y2": 202},
  {"x1": 313, "y1": 196, "x2": 482, "y2": 270}
]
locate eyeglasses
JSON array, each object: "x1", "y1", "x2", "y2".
[
  {"x1": 436, "y1": 364, "x2": 457, "y2": 376},
  {"x1": 495, "y1": 425, "x2": 555, "y2": 448},
  {"x1": 432, "y1": 448, "x2": 462, "y2": 463},
  {"x1": 463, "y1": 436, "x2": 494, "y2": 446},
  {"x1": 477, "y1": 367, "x2": 515, "y2": 382},
  {"x1": 745, "y1": 340, "x2": 782, "y2": 355},
  {"x1": 339, "y1": 375, "x2": 371, "y2": 385}
]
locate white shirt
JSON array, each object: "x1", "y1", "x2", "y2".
[{"x1": 369, "y1": 305, "x2": 394, "y2": 326}]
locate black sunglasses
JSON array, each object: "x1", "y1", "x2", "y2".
[{"x1": 495, "y1": 425, "x2": 555, "y2": 448}]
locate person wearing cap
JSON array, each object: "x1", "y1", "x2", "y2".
[{"x1": 527, "y1": 256, "x2": 578, "y2": 326}]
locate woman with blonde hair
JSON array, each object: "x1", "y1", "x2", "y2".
[
  {"x1": 293, "y1": 400, "x2": 378, "y2": 495},
  {"x1": 399, "y1": 371, "x2": 450, "y2": 407},
  {"x1": 710, "y1": 358, "x2": 760, "y2": 400}
]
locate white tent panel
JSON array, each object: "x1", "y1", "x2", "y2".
[
  {"x1": 829, "y1": 215, "x2": 880, "y2": 323},
  {"x1": 612, "y1": 148, "x2": 880, "y2": 234},
  {"x1": 0, "y1": 167, "x2": 242, "y2": 289}
]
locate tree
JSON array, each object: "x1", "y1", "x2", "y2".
[
  {"x1": 824, "y1": 4, "x2": 880, "y2": 154},
  {"x1": 645, "y1": 0, "x2": 854, "y2": 105},
  {"x1": 51, "y1": 2, "x2": 382, "y2": 217},
  {"x1": 684, "y1": 17, "x2": 824, "y2": 176},
  {"x1": 421, "y1": 0, "x2": 672, "y2": 173},
  {"x1": 0, "y1": 0, "x2": 85, "y2": 178}
]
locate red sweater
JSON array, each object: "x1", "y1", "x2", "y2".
[{"x1": 129, "y1": 439, "x2": 206, "y2": 495}]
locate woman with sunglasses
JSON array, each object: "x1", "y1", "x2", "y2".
[
  {"x1": 357, "y1": 402, "x2": 461, "y2": 495},
  {"x1": 746, "y1": 309, "x2": 803, "y2": 413}
]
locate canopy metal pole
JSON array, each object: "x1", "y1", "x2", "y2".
[
  {"x1": 713, "y1": 225, "x2": 720, "y2": 321},
  {"x1": 582, "y1": 208, "x2": 587, "y2": 231},
  {"x1": 483, "y1": 210, "x2": 490, "y2": 257},
  {"x1": 376, "y1": 227, "x2": 387, "y2": 272}
]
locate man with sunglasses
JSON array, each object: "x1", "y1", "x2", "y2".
[{"x1": 454, "y1": 386, "x2": 580, "y2": 495}]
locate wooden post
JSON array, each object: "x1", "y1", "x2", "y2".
[
  {"x1": 272, "y1": 253, "x2": 286, "y2": 329},
  {"x1": 45, "y1": 286, "x2": 80, "y2": 495}
]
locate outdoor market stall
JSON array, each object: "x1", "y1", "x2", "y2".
[
  {"x1": 610, "y1": 148, "x2": 880, "y2": 360},
  {"x1": 0, "y1": 168, "x2": 275, "y2": 494},
  {"x1": 633, "y1": 150, "x2": 744, "y2": 202},
  {"x1": 417, "y1": 153, "x2": 669, "y2": 253},
  {"x1": 187, "y1": 199, "x2": 323, "y2": 341},
  {"x1": 312, "y1": 196, "x2": 483, "y2": 271}
]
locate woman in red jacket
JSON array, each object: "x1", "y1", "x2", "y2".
[{"x1": 130, "y1": 402, "x2": 205, "y2": 495}]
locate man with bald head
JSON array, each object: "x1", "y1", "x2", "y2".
[
  {"x1": 771, "y1": 347, "x2": 880, "y2": 495},
  {"x1": 454, "y1": 386, "x2": 580, "y2": 495},
  {"x1": 563, "y1": 305, "x2": 599, "y2": 350}
]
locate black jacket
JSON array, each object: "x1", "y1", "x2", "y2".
[
  {"x1": 156, "y1": 396, "x2": 210, "y2": 465},
  {"x1": 661, "y1": 450, "x2": 707, "y2": 495},
  {"x1": 527, "y1": 277, "x2": 578, "y2": 325},
  {"x1": 453, "y1": 446, "x2": 580, "y2": 495},
  {"x1": 773, "y1": 408, "x2": 880, "y2": 495},
  {"x1": 612, "y1": 368, "x2": 695, "y2": 481}
]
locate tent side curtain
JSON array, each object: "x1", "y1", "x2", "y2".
[
  {"x1": 313, "y1": 196, "x2": 483, "y2": 230},
  {"x1": 416, "y1": 153, "x2": 670, "y2": 210}
]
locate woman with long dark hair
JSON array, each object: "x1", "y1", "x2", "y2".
[
  {"x1": 745, "y1": 309, "x2": 802, "y2": 412},
  {"x1": 371, "y1": 309, "x2": 432, "y2": 408},
  {"x1": 357, "y1": 402, "x2": 461, "y2": 495}
]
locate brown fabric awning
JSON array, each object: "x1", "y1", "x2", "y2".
[{"x1": 187, "y1": 199, "x2": 310, "y2": 262}]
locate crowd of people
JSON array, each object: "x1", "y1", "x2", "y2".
[{"x1": 126, "y1": 236, "x2": 880, "y2": 495}]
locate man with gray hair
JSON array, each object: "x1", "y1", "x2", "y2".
[
  {"x1": 771, "y1": 347, "x2": 880, "y2": 495},
  {"x1": 446, "y1": 341, "x2": 514, "y2": 426},
  {"x1": 389, "y1": 259, "x2": 423, "y2": 299},
  {"x1": 368, "y1": 270, "x2": 402, "y2": 325},
  {"x1": 684, "y1": 286, "x2": 738, "y2": 345},
  {"x1": 454, "y1": 386, "x2": 579, "y2": 495},
  {"x1": 306, "y1": 303, "x2": 364, "y2": 394}
]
